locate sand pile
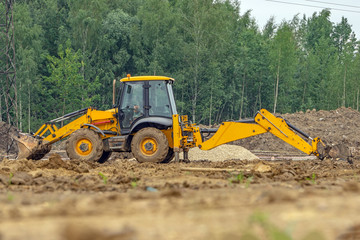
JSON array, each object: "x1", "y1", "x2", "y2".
[{"x1": 187, "y1": 145, "x2": 259, "y2": 161}]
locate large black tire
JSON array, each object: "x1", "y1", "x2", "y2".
[
  {"x1": 161, "y1": 147, "x2": 175, "y2": 163},
  {"x1": 131, "y1": 127, "x2": 169, "y2": 163},
  {"x1": 98, "y1": 151, "x2": 112, "y2": 163},
  {"x1": 66, "y1": 128, "x2": 104, "y2": 162}
]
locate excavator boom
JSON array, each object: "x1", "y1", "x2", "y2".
[{"x1": 173, "y1": 109, "x2": 349, "y2": 160}]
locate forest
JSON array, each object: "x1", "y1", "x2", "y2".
[{"x1": 2, "y1": 0, "x2": 360, "y2": 132}]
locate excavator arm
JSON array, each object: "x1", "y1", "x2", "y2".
[
  {"x1": 199, "y1": 109, "x2": 325, "y2": 158},
  {"x1": 173, "y1": 109, "x2": 334, "y2": 160}
]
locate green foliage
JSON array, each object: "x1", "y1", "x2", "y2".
[
  {"x1": 306, "y1": 173, "x2": 317, "y2": 184},
  {"x1": 131, "y1": 178, "x2": 138, "y2": 188},
  {"x1": 8, "y1": 0, "x2": 360, "y2": 130},
  {"x1": 45, "y1": 41, "x2": 100, "y2": 118},
  {"x1": 8, "y1": 173, "x2": 14, "y2": 185},
  {"x1": 240, "y1": 212, "x2": 326, "y2": 240},
  {"x1": 269, "y1": 21, "x2": 298, "y2": 113},
  {"x1": 228, "y1": 172, "x2": 253, "y2": 187},
  {"x1": 7, "y1": 192, "x2": 14, "y2": 202},
  {"x1": 98, "y1": 172, "x2": 108, "y2": 184},
  {"x1": 240, "y1": 212, "x2": 292, "y2": 240}
]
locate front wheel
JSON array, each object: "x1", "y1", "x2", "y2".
[
  {"x1": 131, "y1": 127, "x2": 169, "y2": 163},
  {"x1": 66, "y1": 128, "x2": 104, "y2": 162}
]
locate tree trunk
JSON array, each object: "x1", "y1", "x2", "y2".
[
  {"x1": 192, "y1": 92, "x2": 197, "y2": 123},
  {"x1": 0, "y1": 94, "x2": 2, "y2": 122},
  {"x1": 302, "y1": 82, "x2": 307, "y2": 107},
  {"x1": 19, "y1": 81, "x2": 22, "y2": 132},
  {"x1": 258, "y1": 74, "x2": 262, "y2": 110},
  {"x1": 192, "y1": 46, "x2": 199, "y2": 123},
  {"x1": 215, "y1": 102, "x2": 226, "y2": 123},
  {"x1": 28, "y1": 85, "x2": 31, "y2": 133},
  {"x1": 231, "y1": 77, "x2": 236, "y2": 120},
  {"x1": 357, "y1": 88, "x2": 359, "y2": 111},
  {"x1": 239, "y1": 72, "x2": 246, "y2": 120},
  {"x1": 209, "y1": 81, "x2": 213, "y2": 126},
  {"x1": 62, "y1": 97, "x2": 66, "y2": 127},
  {"x1": 342, "y1": 65, "x2": 347, "y2": 107},
  {"x1": 181, "y1": 84, "x2": 184, "y2": 115},
  {"x1": 273, "y1": 49, "x2": 281, "y2": 114}
]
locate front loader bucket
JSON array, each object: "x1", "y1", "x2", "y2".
[{"x1": 10, "y1": 132, "x2": 51, "y2": 160}]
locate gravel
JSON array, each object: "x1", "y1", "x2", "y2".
[{"x1": 187, "y1": 145, "x2": 259, "y2": 161}]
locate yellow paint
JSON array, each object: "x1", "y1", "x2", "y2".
[
  {"x1": 198, "y1": 122, "x2": 267, "y2": 150},
  {"x1": 174, "y1": 109, "x2": 322, "y2": 157},
  {"x1": 140, "y1": 137, "x2": 158, "y2": 156},
  {"x1": 75, "y1": 138, "x2": 93, "y2": 156},
  {"x1": 38, "y1": 108, "x2": 119, "y2": 144},
  {"x1": 120, "y1": 75, "x2": 174, "y2": 82},
  {"x1": 162, "y1": 129, "x2": 174, "y2": 148},
  {"x1": 172, "y1": 114, "x2": 181, "y2": 150}
]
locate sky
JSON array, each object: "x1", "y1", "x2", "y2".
[{"x1": 239, "y1": 0, "x2": 360, "y2": 38}]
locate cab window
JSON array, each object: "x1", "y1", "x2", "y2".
[
  {"x1": 149, "y1": 81, "x2": 172, "y2": 118},
  {"x1": 119, "y1": 82, "x2": 144, "y2": 128}
]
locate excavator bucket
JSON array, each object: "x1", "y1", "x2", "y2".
[
  {"x1": 328, "y1": 143, "x2": 351, "y2": 160},
  {"x1": 315, "y1": 140, "x2": 350, "y2": 161},
  {"x1": 10, "y1": 132, "x2": 51, "y2": 160}
]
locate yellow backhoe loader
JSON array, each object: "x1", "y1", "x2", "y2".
[{"x1": 11, "y1": 75, "x2": 347, "y2": 163}]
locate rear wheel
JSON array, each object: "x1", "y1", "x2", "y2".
[
  {"x1": 131, "y1": 127, "x2": 169, "y2": 163},
  {"x1": 66, "y1": 128, "x2": 103, "y2": 162}
]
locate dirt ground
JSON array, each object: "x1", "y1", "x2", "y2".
[
  {"x1": 1, "y1": 107, "x2": 360, "y2": 240},
  {"x1": 0, "y1": 156, "x2": 360, "y2": 240}
]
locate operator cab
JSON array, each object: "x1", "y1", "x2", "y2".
[{"x1": 117, "y1": 75, "x2": 177, "y2": 134}]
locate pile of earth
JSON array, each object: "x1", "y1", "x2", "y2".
[
  {"x1": 0, "y1": 121, "x2": 18, "y2": 155},
  {"x1": 233, "y1": 107, "x2": 360, "y2": 157}
]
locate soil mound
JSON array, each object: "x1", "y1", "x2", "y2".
[
  {"x1": 0, "y1": 121, "x2": 19, "y2": 155},
  {"x1": 233, "y1": 107, "x2": 360, "y2": 156}
]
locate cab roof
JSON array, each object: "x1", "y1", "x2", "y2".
[{"x1": 120, "y1": 75, "x2": 175, "y2": 82}]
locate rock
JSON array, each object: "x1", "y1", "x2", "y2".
[{"x1": 254, "y1": 162, "x2": 272, "y2": 172}]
